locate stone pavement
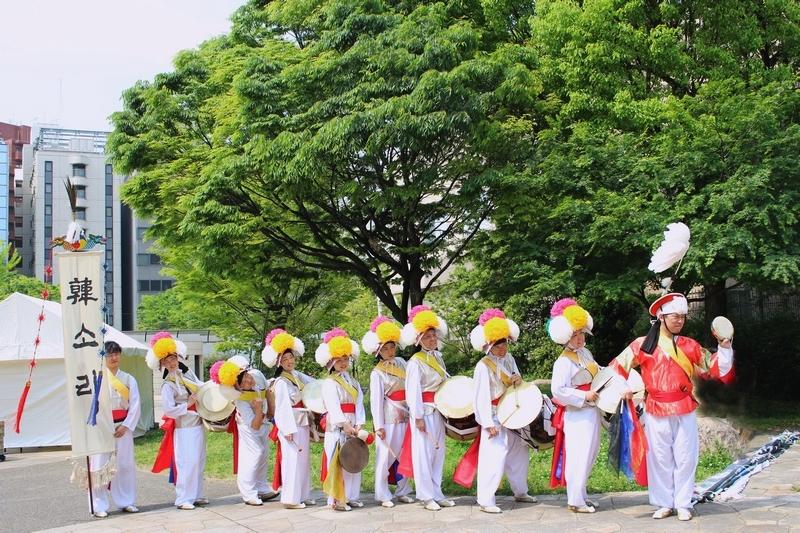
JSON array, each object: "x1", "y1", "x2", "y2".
[{"x1": 39, "y1": 444, "x2": 800, "y2": 533}]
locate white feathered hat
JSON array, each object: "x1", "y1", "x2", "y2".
[
  {"x1": 547, "y1": 298, "x2": 594, "y2": 345},
  {"x1": 361, "y1": 316, "x2": 402, "y2": 356},
  {"x1": 399, "y1": 305, "x2": 448, "y2": 349},
  {"x1": 145, "y1": 331, "x2": 188, "y2": 371},
  {"x1": 469, "y1": 308, "x2": 520, "y2": 352},
  {"x1": 315, "y1": 328, "x2": 360, "y2": 368},
  {"x1": 261, "y1": 328, "x2": 306, "y2": 368}
]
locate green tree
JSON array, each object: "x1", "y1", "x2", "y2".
[{"x1": 0, "y1": 244, "x2": 59, "y2": 301}]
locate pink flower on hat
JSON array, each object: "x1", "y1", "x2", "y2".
[
  {"x1": 408, "y1": 305, "x2": 431, "y2": 322},
  {"x1": 265, "y1": 328, "x2": 287, "y2": 345},
  {"x1": 209, "y1": 360, "x2": 225, "y2": 384},
  {"x1": 323, "y1": 327, "x2": 349, "y2": 343},
  {"x1": 479, "y1": 308, "x2": 506, "y2": 325},
  {"x1": 550, "y1": 298, "x2": 577, "y2": 317},
  {"x1": 370, "y1": 315, "x2": 391, "y2": 332},
  {"x1": 149, "y1": 331, "x2": 173, "y2": 348}
]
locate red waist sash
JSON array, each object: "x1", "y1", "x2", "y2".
[
  {"x1": 387, "y1": 390, "x2": 406, "y2": 401},
  {"x1": 293, "y1": 401, "x2": 305, "y2": 408},
  {"x1": 491, "y1": 397, "x2": 500, "y2": 406},
  {"x1": 341, "y1": 403, "x2": 356, "y2": 413},
  {"x1": 112, "y1": 409, "x2": 128, "y2": 423},
  {"x1": 648, "y1": 390, "x2": 691, "y2": 403},
  {"x1": 421, "y1": 391, "x2": 435, "y2": 403}
]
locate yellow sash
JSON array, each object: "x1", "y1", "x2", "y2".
[
  {"x1": 167, "y1": 375, "x2": 200, "y2": 394},
  {"x1": 108, "y1": 372, "x2": 130, "y2": 401},
  {"x1": 322, "y1": 442, "x2": 347, "y2": 502},
  {"x1": 377, "y1": 360, "x2": 406, "y2": 379},
  {"x1": 239, "y1": 390, "x2": 267, "y2": 401},
  {"x1": 658, "y1": 336, "x2": 694, "y2": 380},
  {"x1": 281, "y1": 371, "x2": 304, "y2": 391},
  {"x1": 329, "y1": 374, "x2": 358, "y2": 402},
  {"x1": 562, "y1": 350, "x2": 599, "y2": 377},
  {"x1": 481, "y1": 356, "x2": 514, "y2": 387},
  {"x1": 412, "y1": 352, "x2": 445, "y2": 378}
]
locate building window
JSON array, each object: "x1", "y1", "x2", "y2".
[
  {"x1": 162, "y1": 280, "x2": 173, "y2": 290},
  {"x1": 14, "y1": 216, "x2": 23, "y2": 228},
  {"x1": 76, "y1": 208, "x2": 86, "y2": 220},
  {"x1": 76, "y1": 186, "x2": 86, "y2": 199},
  {"x1": 44, "y1": 205, "x2": 52, "y2": 215},
  {"x1": 150, "y1": 254, "x2": 161, "y2": 265},
  {"x1": 44, "y1": 182, "x2": 52, "y2": 194},
  {"x1": 136, "y1": 227, "x2": 147, "y2": 241},
  {"x1": 72, "y1": 164, "x2": 86, "y2": 177},
  {"x1": 138, "y1": 280, "x2": 150, "y2": 292},
  {"x1": 44, "y1": 161, "x2": 53, "y2": 176},
  {"x1": 137, "y1": 253, "x2": 150, "y2": 266},
  {"x1": 105, "y1": 207, "x2": 113, "y2": 217},
  {"x1": 13, "y1": 238, "x2": 23, "y2": 249}
]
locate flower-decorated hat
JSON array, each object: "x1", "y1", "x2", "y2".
[
  {"x1": 145, "y1": 331, "x2": 188, "y2": 371},
  {"x1": 469, "y1": 308, "x2": 520, "y2": 352},
  {"x1": 361, "y1": 316, "x2": 402, "y2": 356},
  {"x1": 261, "y1": 328, "x2": 306, "y2": 368},
  {"x1": 216, "y1": 355, "x2": 250, "y2": 387},
  {"x1": 399, "y1": 305, "x2": 449, "y2": 348},
  {"x1": 547, "y1": 298, "x2": 594, "y2": 345},
  {"x1": 315, "y1": 328, "x2": 360, "y2": 368}
]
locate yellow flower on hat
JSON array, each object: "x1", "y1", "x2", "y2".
[
  {"x1": 153, "y1": 337, "x2": 177, "y2": 359},
  {"x1": 563, "y1": 305, "x2": 589, "y2": 330},
  {"x1": 328, "y1": 336, "x2": 353, "y2": 358},
  {"x1": 270, "y1": 332, "x2": 295, "y2": 354},
  {"x1": 484, "y1": 316, "x2": 511, "y2": 344},
  {"x1": 412, "y1": 310, "x2": 439, "y2": 333},
  {"x1": 218, "y1": 360, "x2": 243, "y2": 387},
  {"x1": 375, "y1": 321, "x2": 401, "y2": 344}
]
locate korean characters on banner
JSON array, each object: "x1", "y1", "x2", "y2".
[{"x1": 57, "y1": 250, "x2": 115, "y2": 457}]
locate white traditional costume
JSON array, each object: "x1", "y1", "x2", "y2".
[
  {"x1": 398, "y1": 305, "x2": 454, "y2": 511},
  {"x1": 90, "y1": 360, "x2": 141, "y2": 514},
  {"x1": 316, "y1": 328, "x2": 366, "y2": 510},
  {"x1": 547, "y1": 299, "x2": 602, "y2": 512},
  {"x1": 610, "y1": 293, "x2": 734, "y2": 520},
  {"x1": 458, "y1": 309, "x2": 533, "y2": 513},
  {"x1": 148, "y1": 332, "x2": 206, "y2": 509},
  {"x1": 262, "y1": 329, "x2": 314, "y2": 508},
  {"x1": 363, "y1": 316, "x2": 414, "y2": 507}
]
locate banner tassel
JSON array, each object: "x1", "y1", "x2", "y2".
[{"x1": 86, "y1": 370, "x2": 103, "y2": 426}]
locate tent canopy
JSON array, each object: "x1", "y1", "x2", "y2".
[{"x1": 0, "y1": 292, "x2": 153, "y2": 448}]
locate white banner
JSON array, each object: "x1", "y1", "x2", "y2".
[{"x1": 57, "y1": 250, "x2": 115, "y2": 457}]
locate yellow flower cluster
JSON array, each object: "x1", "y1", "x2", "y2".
[
  {"x1": 153, "y1": 338, "x2": 177, "y2": 360},
  {"x1": 376, "y1": 321, "x2": 401, "y2": 344},
  {"x1": 270, "y1": 332, "x2": 295, "y2": 354},
  {"x1": 484, "y1": 316, "x2": 510, "y2": 343},
  {"x1": 328, "y1": 336, "x2": 353, "y2": 358},
  {"x1": 412, "y1": 310, "x2": 439, "y2": 333},
  {"x1": 218, "y1": 360, "x2": 243, "y2": 387},
  {"x1": 563, "y1": 305, "x2": 589, "y2": 330}
]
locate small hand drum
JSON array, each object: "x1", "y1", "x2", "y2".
[{"x1": 711, "y1": 316, "x2": 734, "y2": 343}]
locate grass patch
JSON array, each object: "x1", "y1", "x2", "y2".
[{"x1": 135, "y1": 423, "x2": 729, "y2": 495}]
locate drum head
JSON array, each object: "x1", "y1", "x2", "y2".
[
  {"x1": 596, "y1": 374, "x2": 629, "y2": 414},
  {"x1": 435, "y1": 376, "x2": 475, "y2": 419},
  {"x1": 196, "y1": 382, "x2": 235, "y2": 422},
  {"x1": 711, "y1": 316, "x2": 734, "y2": 341},
  {"x1": 496, "y1": 382, "x2": 543, "y2": 430},
  {"x1": 339, "y1": 438, "x2": 369, "y2": 473},
  {"x1": 571, "y1": 368, "x2": 593, "y2": 387},
  {"x1": 590, "y1": 366, "x2": 616, "y2": 392},
  {"x1": 301, "y1": 379, "x2": 326, "y2": 414}
]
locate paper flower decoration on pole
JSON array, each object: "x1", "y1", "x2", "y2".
[{"x1": 648, "y1": 222, "x2": 690, "y2": 290}]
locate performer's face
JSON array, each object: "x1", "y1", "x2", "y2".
[
  {"x1": 419, "y1": 329, "x2": 438, "y2": 351},
  {"x1": 567, "y1": 331, "x2": 586, "y2": 350},
  {"x1": 281, "y1": 351, "x2": 296, "y2": 372},
  {"x1": 161, "y1": 354, "x2": 179, "y2": 372},
  {"x1": 490, "y1": 339, "x2": 508, "y2": 357},
  {"x1": 333, "y1": 357, "x2": 350, "y2": 373},
  {"x1": 105, "y1": 350, "x2": 121, "y2": 372},
  {"x1": 663, "y1": 313, "x2": 686, "y2": 334},
  {"x1": 237, "y1": 372, "x2": 255, "y2": 391},
  {"x1": 379, "y1": 342, "x2": 397, "y2": 360}
]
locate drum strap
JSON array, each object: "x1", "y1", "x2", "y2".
[
  {"x1": 108, "y1": 373, "x2": 129, "y2": 401},
  {"x1": 561, "y1": 350, "x2": 599, "y2": 377},
  {"x1": 239, "y1": 390, "x2": 267, "y2": 401},
  {"x1": 166, "y1": 374, "x2": 200, "y2": 394},
  {"x1": 329, "y1": 374, "x2": 359, "y2": 402},
  {"x1": 658, "y1": 336, "x2": 693, "y2": 380},
  {"x1": 377, "y1": 360, "x2": 406, "y2": 379},
  {"x1": 481, "y1": 356, "x2": 514, "y2": 387},
  {"x1": 281, "y1": 371, "x2": 304, "y2": 391},
  {"x1": 412, "y1": 352, "x2": 446, "y2": 378}
]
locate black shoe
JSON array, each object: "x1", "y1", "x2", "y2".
[{"x1": 0, "y1": 454, "x2": 5, "y2": 462}]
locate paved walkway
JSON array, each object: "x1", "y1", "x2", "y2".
[{"x1": 34, "y1": 440, "x2": 800, "y2": 533}]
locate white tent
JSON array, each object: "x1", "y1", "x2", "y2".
[{"x1": 0, "y1": 292, "x2": 154, "y2": 448}]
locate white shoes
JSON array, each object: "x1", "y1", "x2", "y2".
[
  {"x1": 332, "y1": 503, "x2": 352, "y2": 512},
  {"x1": 514, "y1": 494, "x2": 538, "y2": 503},
  {"x1": 424, "y1": 500, "x2": 441, "y2": 511},
  {"x1": 93, "y1": 511, "x2": 108, "y2": 518},
  {"x1": 480, "y1": 505, "x2": 502, "y2": 514},
  {"x1": 381, "y1": 500, "x2": 395, "y2": 508},
  {"x1": 397, "y1": 495, "x2": 415, "y2": 504},
  {"x1": 177, "y1": 503, "x2": 195, "y2": 510},
  {"x1": 349, "y1": 500, "x2": 364, "y2": 508},
  {"x1": 652, "y1": 507, "x2": 673, "y2": 519},
  {"x1": 122, "y1": 505, "x2": 139, "y2": 513},
  {"x1": 303, "y1": 499, "x2": 317, "y2": 506},
  {"x1": 244, "y1": 498, "x2": 263, "y2": 506},
  {"x1": 194, "y1": 498, "x2": 209, "y2": 506},
  {"x1": 677, "y1": 508, "x2": 693, "y2": 521},
  {"x1": 437, "y1": 498, "x2": 456, "y2": 507},
  {"x1": 569, "y1": 505, "x2": 596, "y2": 514},
  {"x1": 285, "y1": 503, "x2": 306, "y2": 509}
]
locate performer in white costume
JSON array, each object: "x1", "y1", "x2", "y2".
[
  {"x1": 262, "y1": 328, "x2": 315, "y2": 509},
  {"x1": 363, "y1": 316, "x2": 415, "y2": 508},
  {"x1": 398, "y1": 305, "x2": 455, "y2": 511},
  {"x1": 217, "y1": 355, "x2": 275, "y2": 505},
  {"x1": 148, "y1": 332, "x2": 207, "y2": 510},
  {"x1": 316, "y1": 328, "x2": 366, "y2": 511},
  {"x1": 90, "y1": 341, "x2": 141, "y2": 517},
  {"x1": 466, "y1": 309, "x2": 536, "y2": 514},
  {"x1": 547, "y1": 299, "x2": 602, "y2": 513}
]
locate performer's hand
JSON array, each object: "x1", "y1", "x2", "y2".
[
  {"x1": 415, "y1": 418, "x2": 426, "y2": 433},
  {"x1": 585, "y1": 390, "x2": 599, "y2": 402},
  {"x1": 376, "y1": 428, "x2": 386, "y2": 440},
  {"x1": 487, "y1": 426, "x2": 500, "y2": 439},
  {"x1": 355, "y1": 425, "x2": 363, "y2": 432},
  {"x1": 510, "y1": 374, "x2": 523, "y2": 386},
  {"x1": 286, "y1": 433, "x2": 294, "y2": 442},
  {"x1": 620, "y1": 389, "x2": 633, "y2": 401},
  {"x1": 344, "y1": 422, "x2": 357, "y2": 437},
  {"x1": 250, "y1": 399, "x2": 263, "y2": 412},
  {"x1": 114, "y1": 426, "x2": 128, "y2": 438}
]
